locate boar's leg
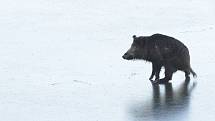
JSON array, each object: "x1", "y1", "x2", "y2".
[
  {"x1": 184, "y1": 70, "x2": 190, "y2": 82},
  {"x1": 155, "y1": 65, "x2": 162, "y2": 80},
  {"x1": 159, "y1": 64, "x2": 176, "y2": 84},
  {"x1": 149, "y1": 64, "x2": 156, "y2": 81},
  {"x1": 149, "y1": 63, "x2": 162, "y2": 81}
]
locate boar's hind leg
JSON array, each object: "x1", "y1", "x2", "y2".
[
  {"x1": 149, "y1": 63, "x2": 162, "y2": 81},
  {"x1": 159, "y1": 64, "x2": 176, "y2": 84},
  {"x1": 184, "y1": 70, "x2": 190, "y2": 82}
]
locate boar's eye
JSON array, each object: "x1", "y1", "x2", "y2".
[
  {"x1": 133, "y1": 37, "x2": 145, "y2": 46},
  {"x1": 132, "y1": 42, "x2": 140, "y2": 48},
  {"x1": 133, "y1": 38, "x2": 141, "y2": 45}
]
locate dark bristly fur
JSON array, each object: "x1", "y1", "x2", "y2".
[{"x1": 122, "y1": 33, "x2": 197, "y2": 84}]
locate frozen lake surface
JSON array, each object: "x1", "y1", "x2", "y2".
[{"x1": 0, "y1": 0, "x2": 215, "y2": 121}]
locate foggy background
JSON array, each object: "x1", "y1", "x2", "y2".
[{"x1": 0, "y1": 0, "x2": 215, "y2": 121}]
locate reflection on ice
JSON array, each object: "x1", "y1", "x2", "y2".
[{"x1": 129, "y1": 81, "x2": 197, "y2": 121}]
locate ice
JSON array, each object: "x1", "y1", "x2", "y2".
[{"x1": 0, "y1": 0, "x2": 215, "y2": 121}]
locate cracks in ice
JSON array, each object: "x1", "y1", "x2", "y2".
[
  {"x1": 73, "y1": 80, "x2": 92, "y2": 85},
  {"x1": 50, "y1": 80, "x2": 92, "y2": 86}
]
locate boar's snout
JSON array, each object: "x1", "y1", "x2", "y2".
[{"x1": 122, "y1": 53, "x2": 134, "y2": 60}]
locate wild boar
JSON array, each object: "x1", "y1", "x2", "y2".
[{"x1": 122, "y1": 33, "x2": 196, "y2": 84}]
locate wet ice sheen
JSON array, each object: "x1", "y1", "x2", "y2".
[{"x1": 128, "y1": 81, "x2": 197, "y2": 121}]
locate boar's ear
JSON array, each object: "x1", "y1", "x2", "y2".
[{"x1": 132, "y1": 35, "x2": 137, "y2": 39}]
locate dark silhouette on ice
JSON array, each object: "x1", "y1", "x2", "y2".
[{"x1": 122, "y1": 34, "x2": 197, "y2": 84}]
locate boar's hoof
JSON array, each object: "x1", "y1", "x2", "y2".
[
  {"x1": 158, "y1": 78, "x2": 169, "y2": 84},
  {"x1": 150, "y1": 79, "x2": 159, "y2": 84},
  {"x1": 185, "y1": 76, "x2": 190, "y2": 82},
  {"x1": 149, "y1": 77, "x2": 154, "y2": 81}
]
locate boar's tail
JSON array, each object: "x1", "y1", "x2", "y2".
[{"x1": 190, "y1": 68, "x2": 197, "y2": 78}]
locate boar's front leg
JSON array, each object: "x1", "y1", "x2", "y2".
[
  {"x1": 149, "y1": 63, "x2": 156, "y2": 81},
  {"x1": 149, "y1": 62, "x2": 162, "y2": 82}
]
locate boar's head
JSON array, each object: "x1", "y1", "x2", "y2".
[{"x1": 122, "y1": 35, "x2": 147, "y2": 60}]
